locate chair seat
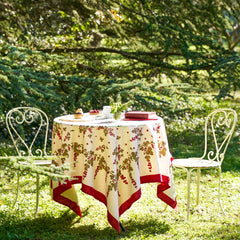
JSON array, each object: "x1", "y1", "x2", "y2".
[
  {"x1": 172, "y1": 158, "x2": 220, "y2": 168},
  {"x1": 34, "y1": 160, "x2": 52, "y2": 166},
  {"x1": 19, "y1": 160, "x2": 52, "y2": 166}
]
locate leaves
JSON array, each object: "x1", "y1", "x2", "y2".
[
  {"x1": 0, "y1": 156, "x2": 71, "y2": 181},
  {"x1": 0, "y1": 0, "x2": 239, "y2": 94}
]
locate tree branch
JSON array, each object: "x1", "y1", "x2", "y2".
[{"x1": 38, "y1": 46, "x2": 214, "y2": 71}]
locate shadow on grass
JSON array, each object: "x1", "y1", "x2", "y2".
[
  {"x1": 0, "y1": 209, "x2": 171, "y2": 240},
  {"x1": 194, "y1": 219, "x2": 240, "y2": 240},
  {"x1": 212, "y1": 223, "x2": 240, "y2": 240},
  {"x1": 119, "y1": 218, "x2": 170, "y2": 238}
]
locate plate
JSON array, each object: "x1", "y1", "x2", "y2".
[{"x1": 59, "y1": 113, "x2": 105, "y2": 122}]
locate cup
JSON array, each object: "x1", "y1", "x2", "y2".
[{"x1": 103, "y1": 106, "x2": 112, "y2": 118}]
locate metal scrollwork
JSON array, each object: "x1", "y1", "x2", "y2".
[
  {"x1": 204, "y1": 109, "x2": 237, "y2": 163},
  {"x1": 6, "y1": 107, "x2": 49, "y2": 157},
  {"x1": 207, "y1": 150, "x2": 216, "y2": 161}
]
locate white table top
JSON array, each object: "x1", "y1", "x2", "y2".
[{"x1": 54, "y1": 113, "x2": 161, "y2": 127}]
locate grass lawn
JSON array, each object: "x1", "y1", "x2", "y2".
[
  {"x1": 1, "y1": 95, "x2": 240, "y2": 239},
  {"x1": 0, "y1": 170, "x2": 240, "y2": 240}
]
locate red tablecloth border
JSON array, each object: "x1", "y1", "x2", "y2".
[{"x1": 51, "y1": 173, "x2": 176, "y2": 233}]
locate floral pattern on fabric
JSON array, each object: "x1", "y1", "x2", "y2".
[
  {"x1": 52, "y1": 123, "x2": 164, "y2": 195},
  {"x1": 51, "y1": 118, "x2": 177, "y2": 234}
]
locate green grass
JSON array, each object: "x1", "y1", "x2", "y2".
[
  {"x1": 0, "y1": 171, "x2": 240, "y2": 239},
  {"x1": 1, "y1": 95, "x2": 240, "y2": 239}
]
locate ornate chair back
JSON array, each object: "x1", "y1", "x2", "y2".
[
  {"x1": 6, "y1": 107, "x2": 49, "y2": 158},
  {"x1": 201, "y1": 108, "x2": 237, "y2": 163}
]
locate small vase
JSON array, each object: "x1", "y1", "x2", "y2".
[{"x1": 113, "y1": 112, "x2": 122, "y2": 120}]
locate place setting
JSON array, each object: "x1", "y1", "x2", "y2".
[{"x1": 58, "y1": 105, "x2": 158, "y2": 124}]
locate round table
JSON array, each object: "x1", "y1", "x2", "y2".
[{"x1": 51, "y1": 114, "x2": 177, "y2": 233}]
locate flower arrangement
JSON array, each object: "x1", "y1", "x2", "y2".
[{"x1": 109, "y1": 94, "x2": 132, "y2": 120}]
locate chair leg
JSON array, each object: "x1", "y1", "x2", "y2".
[
  {"x1": 218, "y1": 167, "x2": 226, "y2": 215},
  {"x1": 186, "y1": 169, "x2": 192, "y2": 221},
  {"x1": 13, "y1": 171, "x2": 20, "y2": 208},
  {"x1": 196, "y1": 168, "x2": 200, "y2": 206},
  {"x1": 35, "y1": 174, "x2": 40, "y2": 217}
]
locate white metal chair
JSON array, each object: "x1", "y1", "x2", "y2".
[
  {"x1": 5, "y1": 107, "x2": 53, "y2": 216},
  {"x1": 172, "y1": 108, "x2": 237, "y2": 220}
]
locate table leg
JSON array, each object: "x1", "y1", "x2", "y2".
[{"x1": 120, "y1": 221, "x2": 126, "y2": 232}]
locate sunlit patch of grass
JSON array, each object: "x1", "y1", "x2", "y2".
[{"x1": 0, "y1": 171, "x2": 239, "y2": 239}]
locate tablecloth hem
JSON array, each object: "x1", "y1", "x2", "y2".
[
  {"x1": 81, "y1": 183, "x2": 107, "y2": 206},
  {"x1": 139, "y1": 174, "x2": 177, "y2": 210},
  {"x1": 82, "y1": 184, "x2": 122, "y2": 233},
  {"x1": 107, "y1": 211, "x2": 121, "y2": 234},
  {"x1": 119, "y1": 188, "x2": 141, "y2": 216},
  {"x1": 140, "y1": 174, "x2": 162, "y2": 183},
  {"x1": 157, "y1": 175, "x2": 171, "y2": 192},
  {"x1": 157, "y1": 192, "x2": 177, "y2": 210},
  {"x1": 52, "y1": 184, "x2": 82, "y2": 217}
]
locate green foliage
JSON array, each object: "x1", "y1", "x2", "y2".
[
  {"x1": 0, "y1": 43, "x2": 198, "y2": 119},
  {"x1": 0, "y1": 156, "x2": 71, "y2": 181},
  {"x1": 1, "y1": 0, "x2": 240, "y2": 100}
]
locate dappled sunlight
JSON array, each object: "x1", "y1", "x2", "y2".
[{"x1": 1, "y1": 166, "x2": 240, "y2": 239}]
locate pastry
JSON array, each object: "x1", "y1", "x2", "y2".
[
  {"x1": 89, "y1": 110, "x2": 101, "y2": 115},
  {"x1": 74, "y1": 108, "x2": 83, "y2": 119}
]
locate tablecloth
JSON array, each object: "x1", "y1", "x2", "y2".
[{"x1": 51, "y1": 115, "x2": 177, "y2": 233}]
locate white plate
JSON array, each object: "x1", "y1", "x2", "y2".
[{"x1": 59, "y1": 113, "x2": 105, "y2": 122}]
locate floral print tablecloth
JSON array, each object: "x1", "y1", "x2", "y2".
[{"x1": 51, "y1": 115, "x2": 177, "y2": 233}]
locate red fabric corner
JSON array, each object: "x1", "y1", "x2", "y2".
[
  {"x1": 82, "y1": 184, "x2": 122, "y2": 233},
  {"x1": 158, "y1": 192, "x2": 177, "y2": 210},
  {"x1": 119, "y1": 188, "x2": 141, "y2": 216},
  {"x1": 107, "y1": 211, "x2": 121, "y2": 234},
  {"x1": 52, "y1": 176, "x2": 83, "y2": 217},
  {"x1": 52, "y1": 184, "x2": 82, "y2": 217},
  {"x1": 157, "y1": 175, "x2": 170, "y2": 192},
  {"x1": 140, "y1": 174, "x2": 177, "y2": 210}
]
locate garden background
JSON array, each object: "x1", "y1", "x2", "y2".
[{"x1": 0, "y1": 1, "x2": 239, "y2": 239}]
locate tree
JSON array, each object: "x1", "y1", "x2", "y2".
[{"x1": 0, "y1": 0, "x2": 239, "y2": 113}]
